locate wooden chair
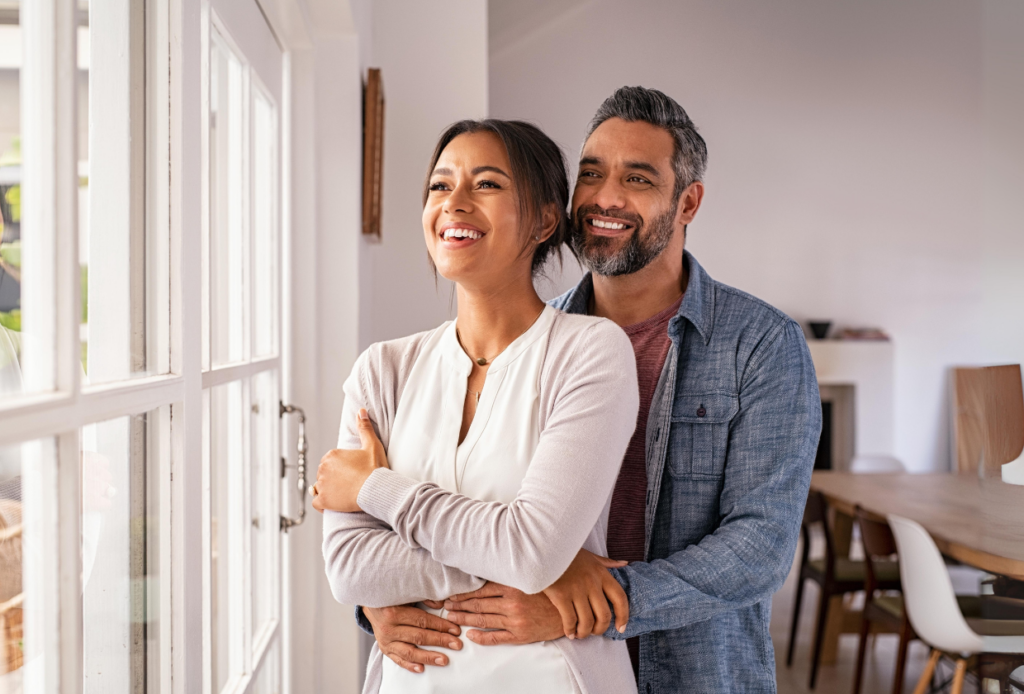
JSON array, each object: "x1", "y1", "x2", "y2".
[
  {"x1": 951, "y1": 364, "x2": 1024, "y2": 476},
  {"x1": 787, "y1": 491, "x2": 901, "y2": 689},
  {"x1": 852, "y1": 506, "x2": 915, "y2": 694}
]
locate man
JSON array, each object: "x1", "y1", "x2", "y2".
[{"x1": 361, "y1": 86, "x2": 821, "y2": 692}]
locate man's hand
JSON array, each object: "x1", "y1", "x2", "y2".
[
  {"x1": 363, "y1": 605, "x2": 463, "y2": 674},
  {"x1": 443, "y1": 583, "x2": 565, "y2": 646},
  {"x1": 445, "y1": 550, "x2": 630, "y2": 644},
  {"x1": 544, "y1": 549, "x2": 629, "y2": 640}
]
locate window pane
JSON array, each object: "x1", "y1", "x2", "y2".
[
  {"x1": 82, "y1": 410, "x2": 163, "y2": 692},
  {"x1": 251, "y1": 370, "x2": 278, "y2": 640},
  {"x1": 81, "y1": 0, "x2": 168, "y2": 385},
  {"x1": 251, "y1": 637, "x2": 280, "y2": 694},
  {"x1": 209, "y1": 35, "x2": 246, "y2": 368},
  {"x1": 252, "y1": 91, "x2": 277, "y2": 359},
  {"x1": 0, "y1": 437, "x2": 55, "y2": 688},
  {"x1": 208, "y1": 380, "x2": 244, "y2": 691},
  {"x1": 0, "y1": 1, "x2": 56, "y2": 400}
]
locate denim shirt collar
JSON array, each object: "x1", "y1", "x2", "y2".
[{"x1": 561, "y1": 250, "x2": 715, "y2": 345}]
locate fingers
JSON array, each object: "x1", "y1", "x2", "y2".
[
  {"x1": 593, "y1": 554, "x2": 629, "y2": 568},
  {"x1": 589, "y1": 591, "x2": 613, "y2": 636},
  {"x1": 466, "y1": 629, "x2": 521, "y2": 646},
  {"x1": 545, "y1": 590, "x2": 579, "y2": 640},
  {"x1": 444, "y1": 611, "x2": 507, "y2": 630},
  {"x1": 388, "y1": 625, "x2": 463, "y2": 651},
  {"x1": 604, "y1": 574, "x2": 630, "y2": 633},
  {"x1": 449, "y1": 582, "x2": 508, "y2": 602},
  {"x1": 421, "y1": 599, "x2": 445, "y2": 610},
  {"x1": 384, "y1": 652, "x2": 424, "y2": 674},
  {"x1": 382, "y1": 641, "x2": 451, "y2": 671},
  {"x1": 443, "y1": 597, "x2": 504, "y2": 614},
  {"x1": 311, "y1": 494, "x2": 324, "y2": 513},
  {"x1": 572, "y1": 595, "x2": 595, "y2": 640}
]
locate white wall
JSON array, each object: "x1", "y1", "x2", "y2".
[
  {"x1": 357, "y1": 0, "x2": 489, "y2": 350},
  {"x1": 490, "y1": 0, "x2": 1024, "y2": 472}
]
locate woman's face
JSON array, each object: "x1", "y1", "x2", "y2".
[{"x1": 423, "y1": 131, "x2": 531, "y2": 288}]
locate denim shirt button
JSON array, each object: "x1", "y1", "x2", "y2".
[
  {"x1": 696, "y1": 406, "x2": 706, "y2": 417},
  {"x1": 646, "y1": 684, "x2": 652, "y2": 694}
]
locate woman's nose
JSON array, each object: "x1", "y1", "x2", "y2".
[{"x1": 444, "y1": 180, "x2": 474, "y2": 215}]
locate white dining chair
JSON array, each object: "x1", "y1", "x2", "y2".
[{"x1": 887, "y1": 515, "x2": 1024, "y2": 694}]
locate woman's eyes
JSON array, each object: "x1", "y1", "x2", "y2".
[{"x1": 428, "y1": 179, "x2": 502, "y2": 191}]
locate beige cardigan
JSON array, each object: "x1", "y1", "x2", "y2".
[{"x1": 323, "y1": 309, "x2": 640, "y2": 694}]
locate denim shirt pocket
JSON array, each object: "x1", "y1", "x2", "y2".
[{"x1": 668, "y1": 392, "x2": 739, "y2": 478}]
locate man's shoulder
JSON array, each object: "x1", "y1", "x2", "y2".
[{"x1": 707, "y1": 276, "x2": 799, "y2": 344}]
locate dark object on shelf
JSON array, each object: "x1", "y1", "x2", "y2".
[
  {"x1": 836, "y1": 327, "x2": 890, "y2": 341},
  {"x1": 808, "y1": 321, "x2": 831, "y2": 340}
]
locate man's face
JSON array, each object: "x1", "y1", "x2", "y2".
[{"x1": 570, "y1": 118, "x2": 679, "y2": 276}]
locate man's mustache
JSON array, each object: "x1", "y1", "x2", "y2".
[{"x1": 574, "y1": 205, "x2": 644, "y2": 231}]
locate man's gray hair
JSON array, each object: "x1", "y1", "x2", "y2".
[{"x1": 586, "y1": 86, "x2": 707, "y2": 202}]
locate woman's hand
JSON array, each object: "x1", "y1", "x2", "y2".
[
  {"x1": 541, "y1": 549, "x2": 629, "y2": 640},
  {"x1": 312, "y1": 409, "x2": 389, "y2": 513}
]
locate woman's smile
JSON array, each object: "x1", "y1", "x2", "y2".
[{"x1": 438, "y1": 221, "x2": 488, "y2": 248}]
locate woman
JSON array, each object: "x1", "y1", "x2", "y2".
[{"x1": 313, "y1": 120, "x2": 639, "y2": 694}]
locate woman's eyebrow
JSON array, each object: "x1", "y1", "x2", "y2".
[
  {"x1": 471, "y1": 165, "x2": 511, "y2": 177},
  {"x1": 431, "y1": 167, "x2": 453, "y2": 176}
]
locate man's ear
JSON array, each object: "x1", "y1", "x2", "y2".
[{"x1": 674, "y1": 181, "x2": 705, "y2": 230}]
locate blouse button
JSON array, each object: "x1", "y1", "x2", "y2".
[{"x1": 696, "y1": 406, "x2": 707, "y2": 418}]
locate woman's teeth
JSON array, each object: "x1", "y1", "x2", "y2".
[
  {"x1": 591, "y1": 219, "x2": 628, "y2": 230},
  {"x1": 442, "y1": 228, "x2": 483, "y2": 240}
]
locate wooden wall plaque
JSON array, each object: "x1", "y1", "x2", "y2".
[{"x1": 362, "y1": 68, "x2": 384, "y2": 237}]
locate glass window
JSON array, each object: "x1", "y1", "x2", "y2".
[
  {"x1": 251, "y1": 369, "x2": 278, "y2": 641},
  {"x1": 82, "y1": 410, "x2": 163, "y2": 691},
  {"x1": 0, "y1": 436, "x2": 54, "y2": 687},
  {"x1": 0, "y1": 1, "x2": 56, "y2": 400},
  {"x1": 0, "y1": 410, "x2": 162, "y2": 690},
  {"x1": 80, "y1": 0, "x2": 169, "y2": 385},
  {"x1": 209, "y1": 34, "x2": 246, "y2": 368},
  {"x1": 208, "y1": 379, "x2": 244, "y2": 692},
  {"x1": 252, "y1": 90, "x2": 277, "y2": 360}
]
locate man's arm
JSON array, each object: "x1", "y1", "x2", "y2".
[
  {"x1": 605, "y1": 319, "x2": 820, "y2": 638},
  {"x1": 446, "y1": 320, "x2": 819, "y2": 644}
]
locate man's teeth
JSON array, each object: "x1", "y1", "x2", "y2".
[
  {"x1": 443, "y1": 228, "x2": 483, "y2": 240},
  {"x1": 591, "y1": 219, "x2": 628, "y2": 230}
]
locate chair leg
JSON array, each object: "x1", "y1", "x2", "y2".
[
  {"x1": 912, "y1": 650, "x2": 940, "y2": 694},
  {"x1": 787, "y1": 575, "x2": 806, "y2": 667},
  {"x1": 891, "y1": 621, "x2": 912, "y2": 694},
  {"x1": 852, "y1": 612, "x2": 872, "y2": 694},
  {"x1": 950, "y1": 658, "x2": 967, "y2": 694},
  {"x1": 809, "y1": 587, "x2": 831, "y2": 690}
]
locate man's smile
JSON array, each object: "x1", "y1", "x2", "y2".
[{"x1": 585, "y1": 214, "x2": 636, "y2": 237}]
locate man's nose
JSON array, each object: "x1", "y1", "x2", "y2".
[{"x1": 589, "y1": 179, "x2": 627, "y2": 212}]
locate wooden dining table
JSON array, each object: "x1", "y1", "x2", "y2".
[
  {"x1": 807, "y1": 471, "x2": 1024, "y2": 662},
  {"x1": 811, "y1": 471, "x2": 1024, "y2": 580}
]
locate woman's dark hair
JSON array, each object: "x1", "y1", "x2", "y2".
[{"x1": 423, "y1": 119, "x2": 570, "y2": 276}]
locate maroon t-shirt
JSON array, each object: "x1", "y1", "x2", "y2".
[{"x1": 606, "y1": 296, "x2": 681, "y2": 676}]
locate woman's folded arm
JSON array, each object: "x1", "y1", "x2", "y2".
[
  {"x1": 356, "y1": 320, "x2": 639, "y2": 594},
  {"x1": 321, "y1": 347, "x2": 485, "y2": 607}
]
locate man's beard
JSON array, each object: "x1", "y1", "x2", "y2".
[{"x1": 568, "y1": 203, "x2": 676, "y2": 277}]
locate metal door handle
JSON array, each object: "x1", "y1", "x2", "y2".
[{"x1": 279, "y1": 402, "x2": 307, "y2": 532}]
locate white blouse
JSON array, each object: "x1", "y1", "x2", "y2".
[{"x1": 379, "y1": 305, "x2": 574, "y2": 694}]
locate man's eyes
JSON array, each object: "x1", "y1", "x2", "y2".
[{"x1": 627, "y1": 175, "x2": 652, "y2": 185}]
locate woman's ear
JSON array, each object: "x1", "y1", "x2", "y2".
[{"x1": 536, "y1": 204, "x2": 561, "y2": 244}]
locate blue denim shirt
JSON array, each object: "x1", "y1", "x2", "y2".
[{"x1": 550, "y1": 251, "x2": 821, "y2": 694}]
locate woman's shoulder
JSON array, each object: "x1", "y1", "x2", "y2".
[
  {"x1": 546, "y1": 309, "x2": 635, "y2": 374},
  {"x1": 352, "y1": 322, "x2": 451, "y2": 393},
  {"x1": 548, "y1": 309, "x2": 632, "y2": 352}
]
